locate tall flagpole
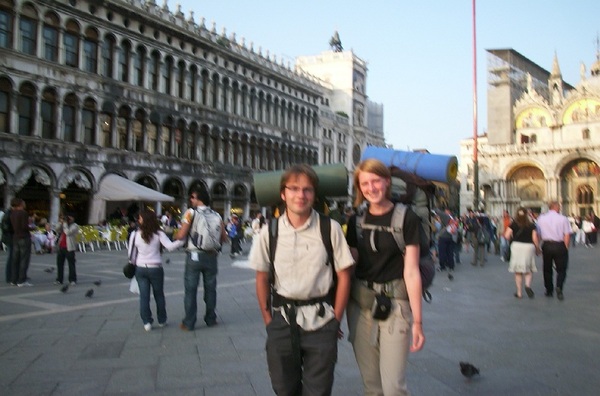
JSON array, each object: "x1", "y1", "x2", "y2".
[{"x1": 472, "y1": 0, "x2": 479, "y2": 210}]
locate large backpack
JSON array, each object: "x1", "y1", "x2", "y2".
[
  {"x1": 187, "y1": 207, "x2": 223, "y2": 252},
  {"x1": 267, "y1": 212, "x2": 335, "y2": 310},
  {"x1": 356, "y1": 203, "x2": 435, "y2": 302},
  {"x1": 388, "y1": 166, "x2": 436, "y2": 245}
]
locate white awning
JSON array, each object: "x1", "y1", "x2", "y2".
[{"x1": 96, "y1": 174, "x2": 174, "y2": 202}]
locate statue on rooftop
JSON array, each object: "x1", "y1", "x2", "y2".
[{"x1": 329, "y1": 31, "x2": 343, "y2": 52}]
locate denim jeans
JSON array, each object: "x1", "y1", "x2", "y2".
[
  {"x1": 11, "y1": 237, "x2": 31, "y2": 284},
  {"x1": 56, "y1": 248, "x2": 77, "y2": 283},
  {"x1": 135, "y1": 266, "x2": 166, "y2": 325},
  {"x1": 182, "y1": 251, "x2": 218, "y2": 329},
  {"x1": 5, "y1": 242, "x2": 13, "y2": 283}
]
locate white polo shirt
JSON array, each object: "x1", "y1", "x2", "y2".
[{"x1": 249, "y1": 210, "x2": 354, "y2": 331}]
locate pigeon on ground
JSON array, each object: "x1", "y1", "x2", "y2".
[
  {"x1": 93, "y1": 280, "x2": 102, "y2": 286},
  {"x1": 460, "y1": 362, "x2": 480, "y2": 379},
  {"x1": 60, "y1": 284, "x2": 69, "y2": 293},
  {"x1": 85, "y1": 288, "x2": 94, "y2": 298},
  {"x1": 44, "y1": 267, "x2": 55, "y2": 273}
]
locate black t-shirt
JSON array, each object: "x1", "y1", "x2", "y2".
[
  {"x1": 509, "y1": 222, "x2": 535, "y2": 243},
  {"x1": 347, "y1": 206, "x2": 421, "y2": 283}
]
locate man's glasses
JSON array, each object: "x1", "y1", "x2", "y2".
[{"x1": 284, "y1": 186, "x2": 315, "y2": 195}]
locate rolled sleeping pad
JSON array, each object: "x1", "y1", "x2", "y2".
[
  {"x1": 253, "y1": 163, "x2": 348, "y2": 207},
  {"x1": 361, "y1": 146, "x2": 458, "y2": 184}
]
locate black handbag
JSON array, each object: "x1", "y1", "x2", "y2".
[
  {"x1": 123, "y1": 231, "x2": 138, "y2": 279},
  {"x1": 123, "y1": 262, "x2": 136, "y2": 279}
]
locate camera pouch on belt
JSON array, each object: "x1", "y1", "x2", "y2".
[{"x1": 372, "y1": 292, "x2": 392, "y2": 320}]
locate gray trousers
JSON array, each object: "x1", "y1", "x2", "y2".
[
  {"x1": 347, "y1": 297, "x2": 412, "y2": 396},
  {"x1": 265, "y1": 311, "x2": 339, "y2": 396}
]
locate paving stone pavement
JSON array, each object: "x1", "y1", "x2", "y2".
[{"x1": 1, "y1": 241, "x2": 600, "y2": 395}]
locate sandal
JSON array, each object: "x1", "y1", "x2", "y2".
[
  {"x1": 525, "y1": 287, "x2": 534, "y2": 298},
  {"x1": 514, "y1": 293, "x2": 522, "y2": 299}
]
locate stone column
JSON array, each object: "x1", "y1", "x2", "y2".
[{"x1": 50, "y1": 188, "x2": 61, "y2": 225}]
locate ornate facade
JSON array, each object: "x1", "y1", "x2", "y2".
[
  {"x1": 0, "y1": 0, "x2": 384, "y2": 224},
  {"x1": 460, "y1": 48, "x2": 600, "y2": 217}
]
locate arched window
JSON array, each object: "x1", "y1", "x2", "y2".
[
  {"x1": 100, "y1": 112, "x2": 112, "y2": 147},
  {"x1": 201, "y1": 70, "x2": 209, "y2": 105},
  {"x1": 577, "y1": 185, "x2": 594, "y2": 205},
  {"x1": 133, "y1": 110, "x2": 144, "y2": 152},
  {"x1": 0, "y1": 77, "x2": 12, "y2": 132},
  {"x1": 102, "y1": 35, "x2": 115, "y2": 78},
  {"x1": 82, "y1": 98, "x2": 96, "y2": 145},
  {"x1": 118, "y1": 40, "x2": 130, "y2": 82},
  {"x1": 161, "y1": 118, "x2": 171, "y2": 156},
  {"x1": 583, "y1": 128, "x2": 590, "y2": 140},
  {"x1": 63, "y1": 20, "x2": 79, "y2": 68},
  {"x1": 42, "y1": 11, "x2": 59, "y2": 61},
  {"x1": 19, "y1": 3, "x2": 37, "y2": 55},
  {"x1": 149, "y1": 51, "x2": 160, "y2": 91},
  {"x1": 83, "y1": 27, "x2": 98, "y2": 73},
  {"x1": 177, "y1": 60, "x2": 185, "y2": 99},
  {"x1": 41, "y1": 88, "x2": 56, "y2": 139},
  {"x1": 147, "y1": 119, "x2": 157, "y2": 154},
  {"x1": 117, "y1": 106, "x2": 130, "y2": 150},
  {"x1": 133, "y1": 46, "x2": 145, "y2": 87},
  {"x1": 18, "y1": 82, "x2": 36, "y2": 136},
  {"x1": 0, "y1": 2, "x2": 14, "y2": 49},
  {"x1": 162, "y1": 57, "x2": 173, "y2": 95},
  {"x1": 188, "y1": 65, "x2": 197, "y2": 102},
  {"x1": 62, "y1": 93, "x2": 77, "y2": 142}
]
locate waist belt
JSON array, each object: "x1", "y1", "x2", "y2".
[
  {"x1": 138, "y1": 263, "x2": 162, "y2": 268},
  {"x1": 358, "y1": 278, "x2": 406, "y2": 299},
  {"x1": 271, "y1": 290, "x2": 334, "y2": 309}
]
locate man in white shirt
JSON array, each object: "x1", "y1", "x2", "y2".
[{"x1": 249, "y1": 164, "x2": 354, "y2": 395}]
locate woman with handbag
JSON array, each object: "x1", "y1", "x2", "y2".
[
  {"x1": 504, "y1": 207, "x2": 540, "y2": 299},
  {"x1": 345, "y1": 159, "x2": 425, "y2": 395},
  {"x1": 129, "y1": 210, "x2": 183, "y2": 331}
]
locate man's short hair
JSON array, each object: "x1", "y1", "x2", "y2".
[
  {"x1": 10, "y1": 197, "x2": 24, "y2": 208},
  {"x1": 190, "y1": 186, "x2": 211, "y2": 206},
  {"x1": 279, "y1": 164, "x2": 319, "y2": 194}
]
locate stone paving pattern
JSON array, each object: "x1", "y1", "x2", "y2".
[{"x1": 1, "y1": 241, "x2": 600, "y2": 395}]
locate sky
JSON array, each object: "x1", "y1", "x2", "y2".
[{"x1": 173, "y1": 0, "x2": 600, "y2": 158}]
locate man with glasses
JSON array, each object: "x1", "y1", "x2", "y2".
[
  {"x1": 249, "y1": 164, "x2": 354, "y2": 395},
  {"x1": 176, "y1": 188, "x2": 226, "y2": 330}
]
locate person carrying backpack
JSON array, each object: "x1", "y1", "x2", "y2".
[
  {"x1": 345, "y1": 159, "x2": 425, "y2": 395},
  {"x1": 249, "y1": 164, "x2": 354, "y2": 396},
  {"x1": 175, "y1": 187, "x2": 227, "y2": 330}
]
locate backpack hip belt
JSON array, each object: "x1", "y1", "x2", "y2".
[
  {"x1": 357, "y1": 278, "x2": 408, "y2": 300},
  {"x1": 272, "y1": 290, "x2": 334, "y2": 309}
]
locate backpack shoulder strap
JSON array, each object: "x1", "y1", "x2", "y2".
[
  {"x1": 390, "y1": 203, "x2": 408, "y2": 253},
  {"x1": 356, "y1": 204, "x2": 407, "y2": 254},
  {"x1": 268, "y1": 217, "x2": 279, "y2": 286},
  {"x1": 318, "y1": 213, "x2": 333, "y2": 267}
]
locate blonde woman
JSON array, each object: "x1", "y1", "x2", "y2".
[{"x1": 346, "y1": 159, "x2": 425, "y2": 395}]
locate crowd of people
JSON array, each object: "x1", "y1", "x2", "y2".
[{"x1": 2, "y1": 162, "x2": 600, "y2": 395}]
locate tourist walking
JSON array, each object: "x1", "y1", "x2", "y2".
[
  {"x1": 504, "y1": 207, "x2": 540, "y2": 299},
  {"x1": 536, "y1": 201, "x2": 571, "y2": 300}
]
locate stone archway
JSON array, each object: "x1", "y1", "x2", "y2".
[
  {"x1": 507, "y1": 165, "x2": 545, "y2": 213},
  {"x1": 560, "y1": 159, "x2": 600, "y2": 216}
]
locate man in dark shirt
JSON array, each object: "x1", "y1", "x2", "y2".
[{"x1": 10, "y1": 198, "x2": 32, "y2": 287}]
